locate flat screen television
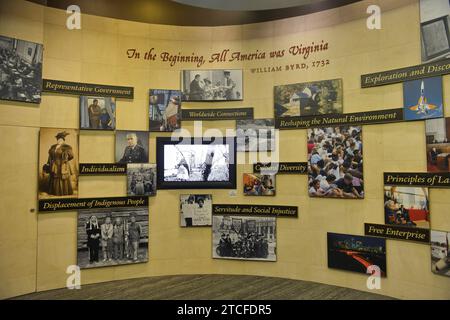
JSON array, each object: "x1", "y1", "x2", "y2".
[{"x1": 156, "y1": 136, "x2": 236, "y2": 189}]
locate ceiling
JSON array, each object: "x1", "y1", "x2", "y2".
[
  {"x1": 27, "y1": 0, "x2": 362, "y2": 26},
  {"x1": 171, "y1": 0, "x2": 321, "y2": 11}
]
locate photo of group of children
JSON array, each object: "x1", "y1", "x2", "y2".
[
  {"x1": 127, "y1": 164, "x2": 157, "y2": 197},
  {"x1": 307, "y1": 126, "x2": 364, "y2": 199},
  {"x1": 77, "y1": 208, "x2": 148, "y2": 269}
]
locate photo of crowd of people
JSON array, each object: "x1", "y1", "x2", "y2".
[
  {"x1": 163, "y1": 144, "x2": 229, "y2": 182},
  {"x1": 127, "y1": 164, "x2": 156, "y2": 197},
  {"x1": 77, "y1": 208, "x2": 148, "y2": 269},
  {"x1": 149, "y1": 89, "x2": 181, "y2": 132},
  {"x1": 115, "y1": 131, "x2": 149, "y2": 164},
  {"x1": 274, "y1": 79, "x2": 343, "y2": 117},
  {"x1": 80, "y1": 96, "x2": 116, "y2": 130},
  {"x1": 180, "y1": 194, "x2": 212, "y2": 227},
  {"x1": 0, "y1": 35, "x2": 43, "y2": 103},
  {"x1": 384, "y1": 186, "x2": 430, "y2": 229},
  {"x1": 431, "y1": 230, "x2": 450, "y2": 277},
  {"x1": 182, "y1": 70, "x2": 243, "y2": 101},
  {"x1": 236, "y1": 119, "x2": 275, "y2": 152},
  {"x1": 307, "y1": 126, "x2": 364, "y2": 199},
  {"x1": 213, "y1": 215, "x2": 276, "y2": 261},
  {"x1": 243, "y1": 173, "x2": 276, "y2": 196},
  {"x1": 38, "y1": 128, "x2": 79, "y2": 200}
]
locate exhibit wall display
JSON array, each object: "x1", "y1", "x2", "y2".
[
  {"x1": 38, "y1": 128, "x2": 79, "y2": 200},
  {"x1": 181, "y1": 69, "x2": 243, "y2": 101},
  {"x1": 274, "y1": 79, "x2": 343, "y2": 118},
  {"x1": 0, "y1": 35, "x2": 43, "y2": 103},
  {"x1": 384, "y1": 185, "x2": 430, "y2": 229},
  {"x1": 149, "y1": 89, "x2": 181, "y2": 132},
  {"x1": 126, "y1": 163, "x2": 157, "y2": 197},
  {"x1": 327, "y1": 232, "x2": 387, "y2": 276},
  {"x1": 212, "y1": 215, "x2": 277, "y2": 262},
  {"x1": 307, "y1": 126, "x2": 364, "y2": 199},
  {"x1": 77, "y1": 208, "x2": 149, "y2": 269},
  {"x1": 80, "y1": 96, "x2": 116, "y2": 130},
  {"x1": 431, "y1": 230, "x2": 450, "y2": 277},
  {"x1": 1, "y1": 0, "x2": 450, "y2": 300},
  {"x1": 425, "y1": 117, "x2": 450, "y2": 172},
  {"x1": 115, "y1": 130, "x2": 149, "y2": 164},
  {"x1": 236, "y1": 119, "x2": 275, "y2": 152},
  {"x1": 420, "y1": 0, "x2": 450, "y2": 63},
  {"x1": 180, "y1": 194, "x2": 212, "y2": 227}
]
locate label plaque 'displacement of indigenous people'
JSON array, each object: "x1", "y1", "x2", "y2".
[
  {"x1": 212, "y1": 204, "x2": 298, "y2": 218},
  {"x1": 361, "y1": 57, "x2": 450, "y2": 88},
  {"x1": 39, "y1": 196, "x2": 148, "y2": 212},
  {"x1": 42, "y1": 79, "x2": 134, "y2": 99}
]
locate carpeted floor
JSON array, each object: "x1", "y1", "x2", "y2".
[{"x1": 13, "y1": 275, "x2": 395, "y2": 300}]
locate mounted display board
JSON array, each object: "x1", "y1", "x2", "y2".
[
  {"x1": 212, "y1": 204, "x2": 298, "y2": 218},
  {"x1": 275, "y1": 108, "x2": 403, "y2": 129},
  {"x1": 253, "y1": 162, "x2": 308, "y2": 174},
  {"x1": 38, "y1": 196, "x2": 148, "y2": 212},
  {"x1": 42, "y1": 79, "x2": 134, "y2": 99},
  {"x1": 79, "y1": 163, "x2": 127, "y2": 175},
  {"x1": 361, "y1": 58, "x2": 450, "y2": 88},
  {"x1": 181, "y1": 107, "x2": 253, "y2": 121}
]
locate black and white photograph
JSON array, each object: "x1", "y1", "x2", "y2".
[
  {"x1": 181, "y1": 69, "x2": 243, "y2": 101},
  {"x1": 80, "y1": 96, "x2": 116, "y2": 130},
  {"x1": 0, "y1": 35, "x2": 43, "y2": 103},
  {"x1": 77, "y1": 208, "x2": 149, "y2": 269},
  {"x1": 180, "y1": 194, "x2": 212, "y2": 227},
  {"x1": 243, "y1": 173, "x2": 276, "y2": 196},
  {"x1": 156, "y1": 137, "x2": 237, "y2": 189},
  {"x1": 38, "y1": 128, "x2": 79, "y2": 200},
  {"x1": 307, "y1": 126, "x2": 364, "y2": 199},
  {"x1": 127, "y1": 164, "x2": 157, "y2": 197},
  {"x1": 149, "y1": 89, "x2": 181, "y2": 132},
  {"x1": 212, "y1": 215, "x2": 276, "y2": 262},
  {"x1": 236, "y1": 119, "x2": 275, "y2": 152},
  {"x1": 163, "y1": 144, "x2": 229, "y2": 182},
  {"x1": 420, "y1": 0, "x2": 450, "y2": 63},
  {"x1": 274, "y1": 79, "x2": 343, "y2": 117},
  {"x1": 115, "y1": 130, "x2": 149, "y2": 164},
  {"x1": 431, "y1": 230, "x2": 450, "y2": 277}
]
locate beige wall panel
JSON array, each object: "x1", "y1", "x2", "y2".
[{"x1": 0, "y1": 126, "x2": 38, "y2": 299}]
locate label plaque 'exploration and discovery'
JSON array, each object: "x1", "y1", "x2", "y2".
[{"x1": 361, "y1": 57, "x2": 450, "y2": 87}]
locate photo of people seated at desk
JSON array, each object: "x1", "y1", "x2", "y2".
[
  {"x1": 425, "y1": 117, "x2": 450, "y2": 172},
  {"x1": 384, "y1": 186, "x2": 430, "y2": 229},
  {"x1": 307, "y1": 126, "x2": 364, "y2": 199},
  {"x1": 0, "y1": 35, "x2": 43, "y2": 103}
]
